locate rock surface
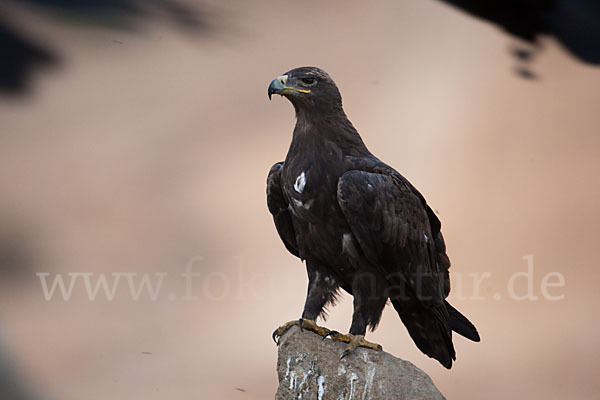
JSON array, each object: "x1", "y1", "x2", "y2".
[{"x1": 275, "y1": 326, "x2": 445, "y2": 400}]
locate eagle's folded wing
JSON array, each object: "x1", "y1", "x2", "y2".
[
  {"x1": 267, "y1": 162, "x2": 300, "y2": 258},
  {"x1": 337, "y1": 170, "x2": 445, "y2": 305}
]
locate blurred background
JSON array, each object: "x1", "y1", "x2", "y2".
[{"x1": 1, "y1": 0, "x2": 599, "y2": 399}]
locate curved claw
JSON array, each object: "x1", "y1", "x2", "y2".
[
  {"x1": 322, "y1": 330, "x2": 339, "y2": 341},
  {"x1": 298, "y1": 318, "x2": 304, "y2": 332},
  {"x1": 339, "y1": 334, "x2": 382, "y2": 358},
  {"x1": 272, "y1": 319, "x2": 304, "y2": 346}
]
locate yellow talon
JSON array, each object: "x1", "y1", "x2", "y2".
[
  {"x1": 272, "y1": 320, "x2": 382, "y2": 358},
  {"x1": 340, "y1": 335, "x2": 383, "y2": 358},
  {"x1": 272, "y1": 319, "x2": 331, "y2": 344}
]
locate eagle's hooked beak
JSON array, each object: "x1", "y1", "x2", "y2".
[
  {"x1": 268, "y1": 74, "x2": 311, "y2": 100},
  {"x1": 268, "y1": 75, "x2": 287, "y2": 100}
]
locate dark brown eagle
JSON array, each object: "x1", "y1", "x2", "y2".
[{"x1": 267, "y1": 66, "x2": 479, "y2": 368}]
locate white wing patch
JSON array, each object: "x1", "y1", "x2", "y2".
[{"x1": 294, "y1": 171, "x2": 306, "y2": 193}]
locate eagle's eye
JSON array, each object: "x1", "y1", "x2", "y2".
[{"x1": 301, "y1": 77, "x2": 316, "y2": 86}]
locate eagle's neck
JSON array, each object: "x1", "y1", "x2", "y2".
[{"x1": 292, "y1": 107, "x2": 370, "y2": 156}]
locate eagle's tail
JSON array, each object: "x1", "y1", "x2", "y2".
[
  {"x1": 391, "y1": 299, "x2": 456, "y2": 369},
  {"x1": 444, "y1": 300, "x2": 480, "y2": 342}
]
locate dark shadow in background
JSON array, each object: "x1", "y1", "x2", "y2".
[
  {"x1": 0, "y1": 0, "x2": 211, "y2": 95},
  {"x1": 3, "y1": 1, "x2": 599, "y2": 93},
  {"x1": 0, "y1": 19, "x2": 59, "y2": 95},
  {"x1": 0, "y1": 223, "x2": 37, "y2": 400},
  {"x1": 438, "y1": 0, "x2": 600, "y2": 67},
  {"x1": 0, "y1": 345, "x2": 36, "y2": 400}
]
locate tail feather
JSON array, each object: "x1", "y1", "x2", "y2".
[
  {"x1": 392, "y1": 299, "x2": 456, "y2": 369},
  {"x1": 445, "y1": 300, "x2": 480, "y2": 342}
]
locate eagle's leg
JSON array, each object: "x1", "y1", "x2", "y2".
[
  {"x1": 330, "y1": 271, "x2": 387, "y2": 357},
  {"x1": 301, "y1": 261, "x2": 339, "y2": 322},
  {"x1": 273, "y1": 261, "x2": 339, "y2": 344}
]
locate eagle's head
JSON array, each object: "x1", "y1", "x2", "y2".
[{"x1": 268, "y1": 66, "x2": 342, "y2": 113}]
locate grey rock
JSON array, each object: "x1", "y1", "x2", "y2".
[{"x1": 275, "y1": 326, "x2": 445, "y2": 400}]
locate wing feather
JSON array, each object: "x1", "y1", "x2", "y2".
[
  {"x1": 267, "y1": 162, "x2": 300, "y2": 258},
  {"x1": 337, "y1": 170, "x2": 445, "y2": 304}
]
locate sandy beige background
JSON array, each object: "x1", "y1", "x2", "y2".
[{"x1": 1, "y1": 0, "x2": 599, "y2": 399}]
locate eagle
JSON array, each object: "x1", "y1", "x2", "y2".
[{"x1": 267, "y1": 66, "x2": 479, "y2": 368}]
